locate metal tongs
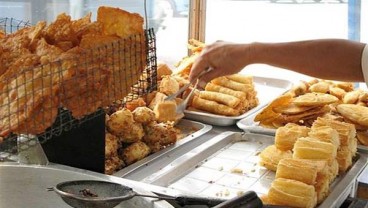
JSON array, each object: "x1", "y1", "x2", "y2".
[{"x1": 165, "y1": 67, "x2": 213, "y2": 114}]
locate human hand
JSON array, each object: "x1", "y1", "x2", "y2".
[{"x1": 189, "y1": 41, "x2": 251, "y2": 87}]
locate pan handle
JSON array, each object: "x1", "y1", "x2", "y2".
[
  {"x1": 213, "y1": 191, "x2": 263, "y2": 208},
  {"x1": 174, "y1": 195, "x2": 226, "y2": 206}
]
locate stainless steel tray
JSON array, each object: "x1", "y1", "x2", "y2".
[
  {"x1": 140, "y1": 132, "x2": 367, "y2": 208},
  {"x1": 0, "y1": 163, "x2": 173, "y2": 208},
  {"x1": 113, "y1": 119, "x2": 212, "y2": 178},
  {"x1": 236, "y1": 109, "x2": 276, "y2": 136},
  {"x1": 184, "y1": 76, "x2": 293, "y2": 126}
]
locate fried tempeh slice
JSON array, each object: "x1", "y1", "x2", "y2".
[
  {"x1": 268, "y1": 178, "x2": 317, "y2": 208},
  {"x1": 191, "y1": 96, "x2": 240, "y2": 116},
  {"x1": 199, "y1": 91, "x2": 240, "y2": 108}
]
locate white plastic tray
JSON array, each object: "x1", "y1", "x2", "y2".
[{"x1": 184, "y1": 76, "x2": 293, "y2": 126}]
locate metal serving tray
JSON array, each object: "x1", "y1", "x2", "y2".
[
  {"x1": 184, "y1": 76, "x2": 293, "y2": 126},
  {"x1": 236, "y1": 109, "x2": 276, "y2": 136},
  {"x1": 237, "y1": 113, "x2": 368, "y2": 154},
  {"x1": 113, "y1": 119, "x2": 212, "y2": 179},
  {"x1": 141, "y1": 132, "x2": 367, "y2": 208},
  {"x1": 0, "y1": 163, "x2": 173, "y2": 208}
]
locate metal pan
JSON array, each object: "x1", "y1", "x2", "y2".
[
  {"x1": 113, "y1": 119, "x2": 212, "y2": 178},
  {"x1": 141, "y1": 132, "x2": 367, "y2": 208}
]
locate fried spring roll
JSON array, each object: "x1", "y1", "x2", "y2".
[
  {"x1": 191, "y1": 96, "x2": 240, "y2": 116},
  {"x1": 205, "y1": 83, "x2": 246, "y2": 100},
  {"x1": 199, "y1": 91, "x2": 240, "y2": 108},
  {"x1": 226, "y1": 74, "x2": 253, "y2": 84},
  {"x1": 211, "y1": 77, "x2": 254, "y2": 93}
]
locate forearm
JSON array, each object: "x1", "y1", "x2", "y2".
[{"x1": 249, "y1": 39, "x2": 366, "y2": 82}]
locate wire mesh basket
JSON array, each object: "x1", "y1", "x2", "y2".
[{"x1": 0, "y1": 17, "x2": 157, "y2": 160}]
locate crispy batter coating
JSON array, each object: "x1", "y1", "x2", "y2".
[
  {"x1": 106, "y1": 108, "x2": 134, "y2": 136},
  {"x1": 105, "y1": 155, "x2": 125, "y2": 175},
  {"x1": 121, "y1": 141, "x2": 150, "y2": 165},
  {"x1": 132, "y1": 106, "x2": 156, "y2": 124},
  {"x1": 105, "y1": 132, "x2": 120, "y2": 157},
  {"x1": 143, "y1": 122, "x2": 177, "y2": 153}
]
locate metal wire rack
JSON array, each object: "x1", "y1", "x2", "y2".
[{"x1": 0, "y1": 18, "x2": 158, "y2": 160}]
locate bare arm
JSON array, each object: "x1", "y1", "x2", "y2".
[{"x1": 189, "y1": 39, "x2": 366, "y2": 84}]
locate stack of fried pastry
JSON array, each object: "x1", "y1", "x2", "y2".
[
  {"x1": 333, "y1": 103, "x2": 368, "y2": 147},
  {"x1": 189, "y1": 74, "x2": 259, "y2": 116},
  {"x1": 255, "y1": 79, "x2": 355, "y2": 129},
  {"x1": 260, "y1": 117, "x2": 357, "y2": 207}
]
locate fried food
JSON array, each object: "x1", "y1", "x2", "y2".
[
  {"x1": 132, "y1": 106, "x2": 156, "y2": 124},
  {"x1": 259, "y1": 145, "x2": 292, "y2": 171},
  {"x1": 275, "y1": 123, "x2": 310, "y2": 151},
  {"x1": 293, "y1": 137, "x2": 337, "y2": 162},
  {"x1": 211, "y1": 77, "x2": 254, "y2": 93},
  {"x1": 121, "y1": 141, "x2": 151, "y2": 165},
  {"x1": 148, "y1": 92, "x2": 167, "y2": 110},
  {"x1": 198, "y1": 91, "x2": 241, "y2": 108},
  {"x1": 276, "y1": 158, "x2": 318, "y2": 185},
  {"x1": 125, "y1": 98, "x2": 146, "y2": 112},
  {"x1": 105, "y1": 155, "x2": 125, "y2": 175},
  {"x1": 343, "y1": 90, "x2": 361, "y2": 104},
  {"x1": 254, "y1": 94, "x2": 293, "y2": 126},
  {"x1": 312, "y1": 117, "x2": 356, "y2": 146},
  {"x1": 0, "y1": 6, "x2": 146, "y2": 137},
  {"x1": 97, "y1": 6, "x2": 144, "y2": 38},
  {"x1": 159, "y1": 75, "x2": 180, "y2": 96},
  {"x1": 120, "y1": 122, "x2": 144, "y2": 143},
  {"x1": 143, "y1": 122, "x2": 177, "y2": 153},
  {"x1": 157, "y1": 61, "x2": 172, "y2": 80},
  {"x1": 105, "y1": 132, "x2": 119, "y2": 157},
  {"x1": 309, "y1": 82, "x2": 330, "y2": 93},
  {"x1": 267, "y1": 178, "x2": 317, "y2": 208},
  {"x1": 106, "y1": 108, "x2": 134, "y2": 136},
  {"x1": 153, "y1": 100, "x2": 179, "y2": 122},
  {"x1": 293, "y1": 93, "x2": 338, "y2": 107},
  {"x1": 336, "y1": 104, "x2": 368, "y2": 127},
  {"x1": 308, "y1": 126, "x2": 340, "y2": 149},
  {"x1": 226, "y1": 74, "x2": 253, "y2": 85},
  {"x1": 0, "y1": 30, "x2": 4, "y2": 39},
  {"x1": 273, "y1": 103, "x2": 316, "y2": 115},
  {"x1": 205, "y1": 83, "x2": 246, "y2": 100},
  {"x1": 192, "y1": 96, "x2": 240, "y2": 116}
]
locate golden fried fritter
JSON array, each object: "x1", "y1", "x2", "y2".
[
  {"x1": 105, "y1": 132, "x2": 119, "y2": 157},
  {"x1": 121, "y1": 141, "x2": 150, "y2": 165},
  {"x1": 132, "y1": 106, "x2": 156, "y2": 124},
  {"x1": 143, "y1": 122, "x2": 177, "y2": 153},
  {"x1": 106, "y1": 108, "x2": 135, "y2": 136}
]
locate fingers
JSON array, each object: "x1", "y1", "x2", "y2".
[
  {"x1": 189, "y1": 56, "x2": 208, "y2": 83},
  {"x1": 197, "y1": 69, "x2": 225, "y2": 89}
]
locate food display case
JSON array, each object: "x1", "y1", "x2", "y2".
[{"x1": 1, "y1": 1, "x2": 368, "y2": 208}]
